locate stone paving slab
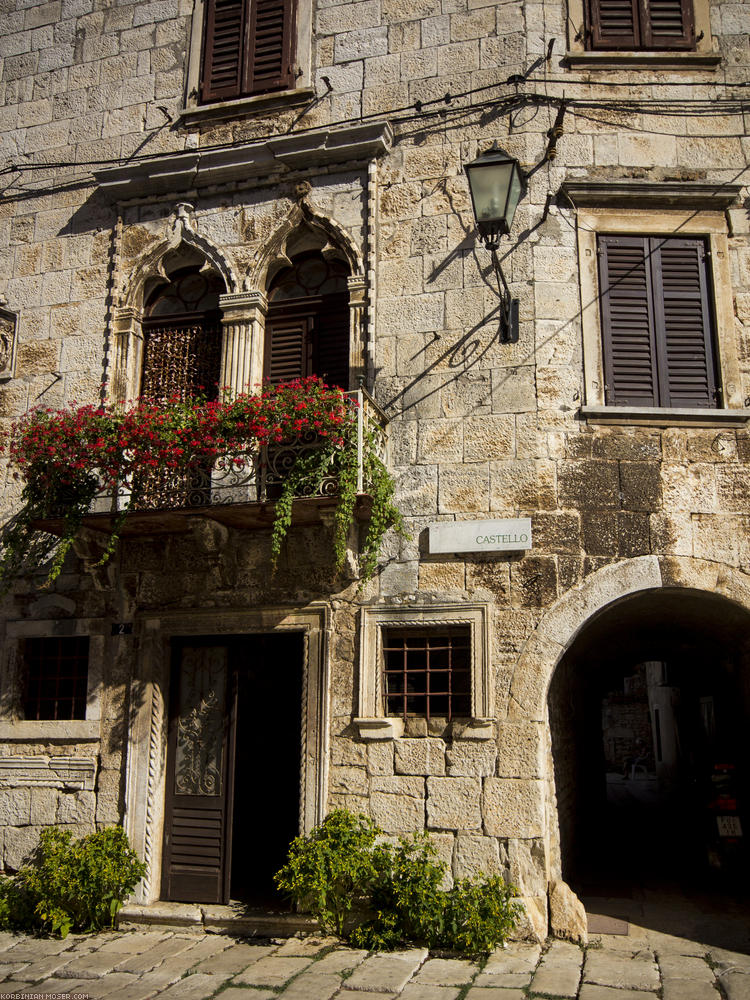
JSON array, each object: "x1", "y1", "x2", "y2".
[
  {"x1": 0, "y1": 963, "x2": 30, "y2": 979},
  {"x1": 13, "y1": 953, "x2": 79, "y2": 980},
  {"x1": 413, "y1": 957, "x2": 477, "y2": 984},
  {"x1": 344, "y1": 948, "x2": 429, "y2": 993},
  {"x1": 154, "y1": 971, "x2": 231, "y2": 998},
  {"x1": 192, "y1": 940, "x2": 275, "y2": 974},
  {"x1": 659, "y1": 954, "x2": 715, "y2": 981},
  {"x1": 218, "y1": 990, "x2": 277, "y2": 1000},
  {"x1": 472, "y1": 970, "x2": 532, "y2": 988},
  {"x1": 400, "y1": 985, "x2": 462, "y2": 1000},
  {"x1": 662, "y1": 980, "x2": 721, "y2": 1000},
  {"x1": 583, "y1": 951, "x2": 660, "y2": 990},
  {"x1": 722, "y1": 970, "x2": 750, "y2": 1000},
  {"x1": 82, "y1": 970, "x2": 144, "y2": 997},
  {"x1": 232, "y1": 954, "x2": 314, "y2": 985},
  {"x1": 464, "y1": 988, "x2": 526, "y2": 1000},
  {"x1": 483, "y1": 943, "x2": 541, "y2": 973},
  {"x1": 578, "y1": 987, "x2": 658, "y2": 1000},
  {"x1": 314, "y1": 947, "x2": 369, "y2": 973},
  {"x1": 278, "y1": 970, "x2": 343, "y2": 998},
  {"x1": 115, "y1": 933, "x2": 198, "y2": 973}
]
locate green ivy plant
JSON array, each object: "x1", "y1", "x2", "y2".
[
  {"x1": 0, "y1": 826, "x2": 146, "y2": 937},
  {"x1": 0, "y1": 378, "x2": 407, "y2": 590},
  {"x1": 274, "y1": 809, "x2": 522, "y2": 953}
]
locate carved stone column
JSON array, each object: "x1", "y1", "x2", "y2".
[
  {"x1": 218, "y1": 290, "x2": 267, "y2": 398},
  {"x1": 347, "y1": 275, "x2": 367, "y2": 390},
  {"x1": 111, "y1": 306, "x2": 143, "y2": 404}
]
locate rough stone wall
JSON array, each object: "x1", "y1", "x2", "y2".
[{"x1": 0, "y1": 0, "x2": 748, "y2": 933}]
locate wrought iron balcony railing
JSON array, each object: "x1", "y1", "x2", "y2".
[{"x1": 89, "y1": 388, "x2": 389, "y2": 518}]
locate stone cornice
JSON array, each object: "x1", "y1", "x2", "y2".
[
  {"x1": 94, "y1": 122, "x2": 394, "y2": 201},
  {"x1": 561, "y1": 180, "x2": 743, "y2": 211}
]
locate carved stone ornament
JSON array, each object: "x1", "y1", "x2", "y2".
[
  {"x1": 0, "y1": 755, "x2": 96, "y2": 790},
  {"x1": 0, "y1": 301, "x2": 18, "y2": 380}
]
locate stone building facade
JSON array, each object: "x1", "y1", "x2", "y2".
[{"x1": 0, "y1": 0, "x2": 749, "y2": 939}]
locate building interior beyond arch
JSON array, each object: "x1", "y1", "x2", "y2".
[{"x1": 549, "y1": 588, "x2": 750, "y2": 905}]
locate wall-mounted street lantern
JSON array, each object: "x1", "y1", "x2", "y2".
[{"x1": 464, "y1": 146, "x2": 525, "y2": 342}]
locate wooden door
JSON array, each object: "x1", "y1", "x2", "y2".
[{"x1": 161, "y1": 643, "x2": 231, "y2": 904}]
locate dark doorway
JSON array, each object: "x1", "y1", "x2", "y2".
[
  {"x1": 161, "y1": 633, "x2": 304, "y2": 906},
  {"x1": 549, "y1": 589, "x2": 750, "y2": 899},
  {"x1": 229, "y1": 632, "x2": 303, "y2": 905}
]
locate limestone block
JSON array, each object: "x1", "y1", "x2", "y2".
[
  {"x1": 490, "y1": 460, "x2": 557, "y2": 511},
  {"x1": 445, "y1": 741, "x2": 496, "y2": 777},
  {"x1": 370, "y1": 793, "x2": 424, "y2": 834},
  {"x1": 367, "y1": 743, "x2": 394, "y2": 776},
  {"x1": 513, "y1": 895, "x2": 547, "y2": 943},
  {"x1": 558, "y1": 460, "x2": 619, "y2": 510},
  {"x1": 395, "y1": 466, "x2": 438, "y2": 516},
  {"x1": 496, "y1": 721, "x2": 543, "y2": 779},
  {"x1": 536, "y1": 366, "x2": 581, "y2": 412},
  {"x1": 4, "y1": 825, "x2": 41, "y2": 871},
  {"x1": 417, "y1": 420, "x2": 463, "y2": 463},
  {"x1": 454, "y1": 835, "x2": 502, "y2": 879},
  {"x1": 334, "y1": 26, "x2": 388, "y2": 64},
  {"x1": 507, "y1": 838, "x2": 547, "y2": 897},
  {"x1": 483, "y1": 779, "x2": 544, "y2": 838},
  {"x1": 56, "y1": 790, "x2": 95, "y2": 825},
  {"x1": 418, "y1": 560, "x2": 466, "y2": 592},
  {"x1": 395, "y1": 739, "x2": 446, "y2": 776},
  {"x1": 29, "y1": 787, "x2": 59, "y2": 825},
  {"x1": 329, "y1": 766, "x2": 369, "y2": 797},
  {"x1": 662, "y1": 462, "x2": 717, "y2": 513},
  {"x1": 426, "y1": 777, "x2": 481, "y2": 830},
  {"x1": 438, "y1": 463, "x2": 489, "y2": 513},
  {"x1": 379, "y1": 560, "x2": 418, "y2": 597},
  {"x1": 15, "y1": 340, "x2": 59, "y2": 375},
  {"x1": 464, "y1": 415, "x2": 514, "y2": 462},
  {"x1": 549, "y1": 879, "x2": 588, "y2": 945},
  {"x1": 421, "y1": 13, "x2": 449, "y2": 46},
  {"x1": 0, "y1": 788, "x2": 31, "y2": 826},
  {"x1": 534, "y1": 282, "x2": 580, "y2": 322},
  {"x1": 331, "y1": 739, "x2": 367, "y2": 768}
]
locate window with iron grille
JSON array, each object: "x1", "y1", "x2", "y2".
[
  {"x1": 584, "y1": 0, "x2": 695, "y2": 51},
  {"x1": 598, "y1": 235, "x2": 720, "y2": 408},
  {"x1": 382, "y1": 627, "x2": 472, "y2": 721},
  {"x1": 23, "y1": 637, "x2": 89, "y2": 721},
  {"x1": 201, "y1": 0, "x2": 297, "y2": 104}
]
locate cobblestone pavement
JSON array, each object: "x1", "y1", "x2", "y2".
[{"x1": 1, "y1": 922, "x2": 750, "y2": 1000}]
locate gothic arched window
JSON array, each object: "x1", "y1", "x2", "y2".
[
  {"x1": 264, "y1": 252, "x2": 350, "y2": 390},
  {"x1": 142, "y1": 266, "x2": 225, "y2": 401}
]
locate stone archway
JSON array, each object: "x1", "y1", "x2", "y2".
[{"x1": 506, "y1": 556, "x2": 750, "y2": 934}]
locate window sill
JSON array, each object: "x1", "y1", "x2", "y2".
[
  {"x1": 177, "y1": 88, "x2": 315, "y2": 127},
  {"x1": 353, "y1": 718, "x2": 494, "y2": 741},
  {"x1": 581, "y1": 405, "x2": 750, "y2": 428},
  {"x1": 0, "y1": 720, "x2": 100, "y2": 741},
  {"x1": 563, "y1": 50, "x2": 721, "y2": 70}
]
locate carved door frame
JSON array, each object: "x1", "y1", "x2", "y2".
[{"x1": 123, "y1": 604, "x2": 331, "y2": 905}]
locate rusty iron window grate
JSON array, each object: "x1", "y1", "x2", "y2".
[
  {"x1": 382, "y1": 627, "x2": 471, "y2": 721},
  {"x1": 23, "y1": 636, "x2": 89, "y2": 721}
]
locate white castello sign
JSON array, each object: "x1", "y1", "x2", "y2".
[{"x1": 428, "y1": 518, "x2": 532, "y2": 554}]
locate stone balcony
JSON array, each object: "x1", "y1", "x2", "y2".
[{"x1": 33, "y1": 389, "x2": 387, "y2": 538}]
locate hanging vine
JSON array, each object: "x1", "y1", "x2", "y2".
[{"x1": 0, "y1": 378, "x2": 405, "y2": 590}]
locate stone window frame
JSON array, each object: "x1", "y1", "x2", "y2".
[
  {"x1": 564, "y1": 0, "x2": 720, "y2": 69},
  {"x1": 0, "y1": 619, "x2": 104, "y2": 741},
  {"x1": 179, "y1": 0, "x2": 314, "y2": 125},
  {"x1": 355, "y1": 603, "x2": 494, "y2": 742},
  {"x1": 575, "y1": 207, "x2": 748, "y2": 427}
]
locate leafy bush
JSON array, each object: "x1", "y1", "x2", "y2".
[
  {"x1": 275, "y1": 809, "x2": 522, "y2": 953},
  {"x1": 0, "y1": 826, "x2": 146, "y2": 937}
]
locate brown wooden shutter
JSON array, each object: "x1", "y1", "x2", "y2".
[
  {"x1": 245, "y1": 0, "x2": 296, "y2": 94},
  {"x1": 588, "y1": 0, "x2": 639, "y2": 49},
  {"x1": 265, "y1": 311, "x2": 310, "y2": 384},
  {"x1": 642, "y1": 0, "x2": 694, "y2": 49},
  {"x1": 599, "y1": 236, "x2": 659, "y2": 406},
  {"x1": 201, "y1": 0, "x2": 248, "y2": 102},
  {"x1": 162, "y1": 645, "x2": 231, "y2": 905},
  {"x1": 312, "y1": 296, "x2": 351, "y2": 391},
  {"x1": 650, "y1": 237, "x2": 717, "y2": 407}
]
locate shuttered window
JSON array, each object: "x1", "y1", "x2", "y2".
[
  {"x1": 586, "y1": 0, "x2": 694, "y2": 49},
  {"x1": 201, "y1": 0, "x2": 296, "y2": 103},
  {"x1": 265, "y1": 253, "x2": 351, "y2": 390},
  {"x1": 598, "y1": 235, "x2": 719, "y2": 408}
]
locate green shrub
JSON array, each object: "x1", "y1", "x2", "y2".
[
  {"x1": 0, "y1": 826, "x2": 146, "y2": 937},
  {"x1": 275, "y1": 809, "x2": 522, "y2": 953},
  {"x1": 274, "y1": 810, "x2": 381, "y2": 937}
]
